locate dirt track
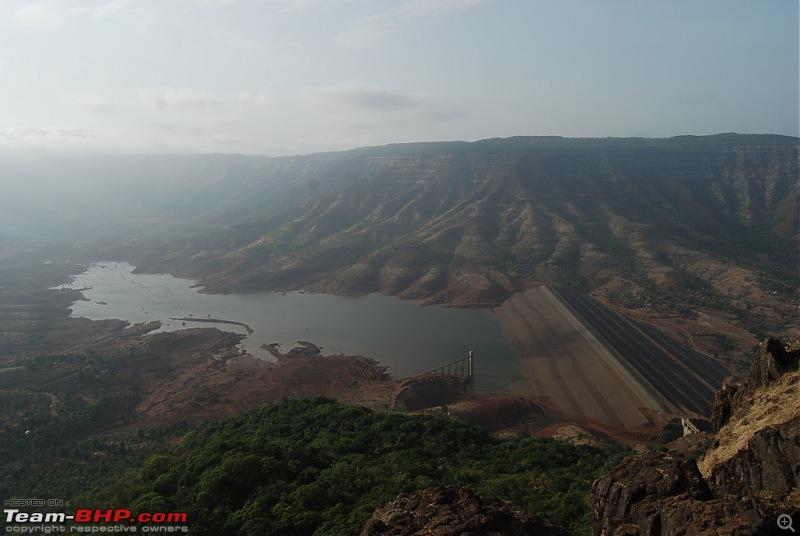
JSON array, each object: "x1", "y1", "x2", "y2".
[{"x1": 495, "y1": 286, "x2": 667, "y2": 428}]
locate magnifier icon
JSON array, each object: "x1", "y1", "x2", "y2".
[{"x1": 778, "y1": 514, "x2": 795, "y2": 532}]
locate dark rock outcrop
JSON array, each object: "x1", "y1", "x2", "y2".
[
  {"x1": 360, "y1": 487, "x2": 573, "y2": 536},
  {"x1": 590, "y1": 452, "x2": 768, "y2": 535},
  {"x1": 713, "y1": 338, "x2": 800, "y2": 431},
  {"x1": 709, "y1": 417, "x2": 800, "y2": 497},
  {"x1": 591, "y1": 338, "x2": 800, "y2": 535},
  {"x1": 707, "y1": 338, "x2": 800, "y2": 499}
]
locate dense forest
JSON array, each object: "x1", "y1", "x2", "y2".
[{"x1": 2, "y1": 397, "x2": 625, "y2": 535}]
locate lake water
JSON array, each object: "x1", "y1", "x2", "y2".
[{"x1": 57, "y1": 262, "x2": 524, "y2": 392}]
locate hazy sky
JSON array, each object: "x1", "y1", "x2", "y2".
[{"x1": 1, "y1": 0, "x2": 797, "y2": 156}]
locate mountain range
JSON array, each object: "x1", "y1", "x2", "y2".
[{"x1": 2, "y1": 134, "x2": 797, "y2": 348}]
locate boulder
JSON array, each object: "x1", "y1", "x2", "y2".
[
  {"x1": 709, "y1": 417, "x2": 800, "y2": 497},
  {"x1": 590, "y1": 452, "x2": 768, "y2": 535},
  {"x1": 360, "y1": 487, "x2": 572, "y2": 536},
  {"x1": 713, "y1": 338, "x2": 799, "y2": 431},
  {"x1": 591, "y1": 338, "x2": 800, "y2": 535}
]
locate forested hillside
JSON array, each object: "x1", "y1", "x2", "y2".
[{"x1": 4, "y1": 398, "x2": 624, "y2": 535}]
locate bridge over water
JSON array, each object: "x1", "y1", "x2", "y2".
[{"x1": 415, "y1": 351, "x2": 474, "y2": 381}]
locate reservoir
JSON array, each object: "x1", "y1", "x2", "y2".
[{"x1": 58, "y1": 262, "x2": 524, "y2": 392}]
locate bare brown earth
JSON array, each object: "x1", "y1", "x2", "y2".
[
  {"x1": 0, "y1": 322, "x2": 406, "y2": 434},
  {"x1": 0, "y1": 278, "x2": 679, "y2": 449},
  {"x1": 0, "y1": 263, "x2": 403, "y2": 436},
  {"x1": 0, "y1": 259, "x2": 765, "y2": 447},
  {"x1": 0, "y1": 300, "x2": 672, "y2": 446}
]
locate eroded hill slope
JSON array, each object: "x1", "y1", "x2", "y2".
[{"x1": 126, "y1": 135, "x2": 798, "y2": 350}]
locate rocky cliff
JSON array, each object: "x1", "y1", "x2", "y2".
[
  {"x1": 710, "y1": 419, "x2": 800, "y2": 499},
  {"x1": 712, "y1": 338, "x2": 800, "y2": 431},
  {"x1": 704, "y1": 338, "x2": 800, "y2": 499},
  {"x1": 590, "y1": 452, "x2": 767, "y2": 535},
  {"x1": 360, "y1": 487, "x2": 573, "y2": 536},
  {"x1": 355, "y1": 338, "x2": 800, "y2": 535},
  {"x1": 590, "y1": 338, "x2": 800, "y2": 535}
]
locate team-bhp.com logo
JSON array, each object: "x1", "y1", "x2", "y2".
[{"x1": 4, "y1": 508, "x2": 188, "y2": 533}]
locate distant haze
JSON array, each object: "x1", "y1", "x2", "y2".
[{"x1": 0, "y1": 0, "x2": 797, "y2": 157}]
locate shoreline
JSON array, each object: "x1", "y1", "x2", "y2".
[{"x1": 170, "y1": 316, "x2": 254, "y2": 335}]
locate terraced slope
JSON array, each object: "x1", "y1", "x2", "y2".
[{"x1": 495, "y1": 285, "x2": 731, "y2": 426}]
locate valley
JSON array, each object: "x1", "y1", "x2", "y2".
[
  {"x1": 1, "y1": 134, "x2": 797, "y2": 444},
  {"x1": 114, "y1": 136, "x2": 797, "y2": 360},
  {"x1": 1, "y1": 134, "x2": 798, "y2": 535},
  {"x1": 4, "y1": 0, "x2": 797, "y2": 530}
]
